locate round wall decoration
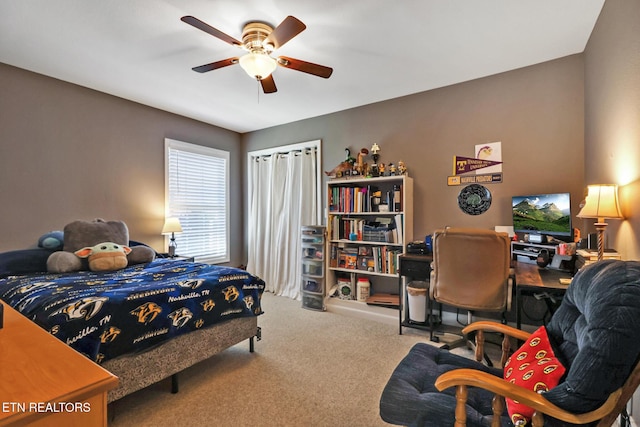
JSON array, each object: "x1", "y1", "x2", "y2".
[{"x1": 457, "y1": 184, "x2": 492, "y2": 215}]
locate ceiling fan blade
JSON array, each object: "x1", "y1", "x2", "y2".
[
  {"x1": 260, "y1": 75, "x2": 277, "y2": 93},
  {"x1": 192, "y1": 58, "x2": 239, "y2": 73},
  {"x1": 277, "y1": 56, "x2": 333, "y2": 78},
  {"x1": 264, "y1": 16, "x2": 306, "y2": 49},
  {"x1": 181, "y1": 16, "x2": 242, "y2": 47}
]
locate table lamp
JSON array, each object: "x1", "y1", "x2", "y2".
[
  {"x1": 576, "y1": 184, "x2": 623, "y2": 261},
  {"x1": 161, "y1": 217, "x2": 183, "y2": 258}
]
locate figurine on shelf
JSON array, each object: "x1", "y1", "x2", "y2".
[
  {"x1": 356, "y1": 148, "x2": 369, "y2": 176},
  {"x1": 370, "y1": 143, "x2": 381, "y2": 177},
  {"x1": 345, "y1": 148, "x2": 355, "y2": 165},
  {"x1": 371, "y1": 143, "x2": 380, "y2": 164},
  {"x1": 398, "y1": 161, "x2": 407, "y2": 175},
  {"x1": 378, "y1": 163, "x2": 385, "y2": 176},
  {"x1": 388, "y1": 163, "x2": 397, "y2": 176},
  {"x1": 325, "y1": 148, "x2": 356, "y2": 178}
]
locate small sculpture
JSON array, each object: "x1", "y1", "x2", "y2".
[
  {"x1": 370, "y1": 143, "x2": 381, "y2": 176},
  {"x1": 398, "y1": 161, "x2": 407, "y2": 175},
  {"x1": 371, "y1": 143, "x2": 380, "y2": 164},
  {"x1": 388, "y1": 163, "x2": 396, "y2": 176},
  {"x1": 356, "y1": 148, "x2": 369, "y2": 175},
  {"x1": 325, "y1": 148, "x2": 357, "y2": 177}
]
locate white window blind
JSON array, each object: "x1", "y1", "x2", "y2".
[{"x1": 165, "y1": 139, "x2": 230, "y2": 264}]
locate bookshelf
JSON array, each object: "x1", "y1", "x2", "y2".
[{"x1": 325, "y1": 175, "x2": 413, "y2": 323}]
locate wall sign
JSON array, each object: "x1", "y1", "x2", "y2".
[
  {"x1": 447, "y1": 141, "x2": 503, "y2": 186},
  {"x1": 457, "y1": 184, "x2": 492, "y2": 215}
]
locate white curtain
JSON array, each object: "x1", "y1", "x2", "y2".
[{"x1": 247, "y1": 146, "x2": 319, "y2": 299}]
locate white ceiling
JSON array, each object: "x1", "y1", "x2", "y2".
[{"x1": 0, "y1": 1, "x2": 605, "y2": 133}]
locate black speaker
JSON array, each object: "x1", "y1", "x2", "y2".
[{"x1": 536, "y1": 249, "x2": 550, "y2": 268}]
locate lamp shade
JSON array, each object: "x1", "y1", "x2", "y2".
[
  {"x1": 577, "y1": 184, "x2": 623, "y2": 221},
  {"x1": 161, "y1": 217, "x2": 183, "y2": 235},
  {"x1": 239, "y1": 52, "x2": 277, "y2": 80}
]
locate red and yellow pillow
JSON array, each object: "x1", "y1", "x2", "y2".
[{"x1": 503, "y1": 326, "x2": 566, "y2": 425}]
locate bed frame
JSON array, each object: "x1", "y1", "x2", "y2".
[{"x1": 103, "y1": 316, "x2": 260, "y2": 402}]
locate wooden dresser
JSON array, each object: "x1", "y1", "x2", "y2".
[{"x1": 0, "y1": 301, "x2": 118, "y2": 426}]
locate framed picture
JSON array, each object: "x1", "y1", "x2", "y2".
[
  {"x1": 358, "y1": 246, "x2": 373, "y2": 256},
  {"x1": 357, "y1": 256, "x2": 375, "y2": 271},
  {"x1": 339, "y1": 253, "x2": 358, "y2": 269}
]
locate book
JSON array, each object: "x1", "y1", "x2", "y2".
[
  {"x1": 394, "y1": 214, "x2": 403, "y2": 245},
  {"x1": 576, "y1": 248, "x2": 621, "y2": 266},
  {"x1": 576, "y1": 249, "x2": 621, "y2": 260}
]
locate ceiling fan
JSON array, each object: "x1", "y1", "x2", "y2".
[{"x1": 181, "y1": 15, "x2": 333, "y2": 94}]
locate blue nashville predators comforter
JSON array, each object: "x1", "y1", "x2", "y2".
[{"x1": 0, "y1": 259, "x2": 264, "y2": 364}]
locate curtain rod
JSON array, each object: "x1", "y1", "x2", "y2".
[{"x1": 252, "y1": 147, "x2": 316, "y2": 161}]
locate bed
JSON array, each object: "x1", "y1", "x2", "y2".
[{"x1": 0, "y1": 255, "x2": 264, "y2": 402}]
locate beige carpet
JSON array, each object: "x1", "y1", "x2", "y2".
[{"x1": 108, "y1": 293, "x2": 475, "y2": 427}]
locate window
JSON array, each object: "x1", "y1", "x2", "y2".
[{"x1": 165, "y1": 138, "x2": 229, "y2": 264}]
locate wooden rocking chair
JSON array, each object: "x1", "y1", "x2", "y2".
[
  {"x1": 381, "y1": 260, "x2": 640, "y2": 427},
  {"x1": 436, "y1": 321, "x2": 640, "y2": 426}
]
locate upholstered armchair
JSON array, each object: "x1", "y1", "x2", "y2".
[{"x1": 380, "y1": 260, "x2": 640, "y2": 427}]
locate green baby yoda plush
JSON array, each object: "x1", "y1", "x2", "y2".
[
  {"x1": 75, "y1": 242, "x2": 132, "y2": 272},
  {"x1": 47, "y1": 219, "x2": 155, "y2": 273}
]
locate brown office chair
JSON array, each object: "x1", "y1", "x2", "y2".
[{"x1": 429, "y1": 227, "x2": 512, "y2": 348}]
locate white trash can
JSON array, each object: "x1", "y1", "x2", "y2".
[{"x1": 407, "y1": 281, "x2": 428, "y2": 322}]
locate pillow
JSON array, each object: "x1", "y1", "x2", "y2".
[
  {"x1": 38, "y1": 231, "x2": 64, "y2": 251},
  {"x1": 0, "y1": 248, "x2": 54, "y2": 278},
  {"x1": 129, "y1": 240, "x2": 159, "y2": 256},
  {"x1": 503, "y1": 326, "x2": 566, "y2": 425}
]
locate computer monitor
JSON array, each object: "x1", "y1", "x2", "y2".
[{"x1": 511, "y1": 192, "x2": 572, "y2": 238}]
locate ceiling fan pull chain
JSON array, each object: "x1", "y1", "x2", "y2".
[{"x1": 257, "y1": 79, "x2": 261, "y2": 104}]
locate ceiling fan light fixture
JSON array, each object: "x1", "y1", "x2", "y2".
[
  {"x1": 183, "y1": 15, "x2": 332, "y2": 93},
  {"x1": 239, "y1": 51, "x2": 277, "y2": 80},
  {"x1": 263, "y1": 42, "x2": 275, "y2": 52}
]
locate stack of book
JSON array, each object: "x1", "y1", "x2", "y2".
[
  {"x1": 330, "y1": 245, "x2": 402, "y2": 275},
  {"x1": 328, "y1": 215, "x2": 403, "y2": 244},
  {"x1": 576, "y1": 248, "x2": 621, "y2": 267}
]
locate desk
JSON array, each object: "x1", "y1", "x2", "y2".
[
  {"x1": 0, "y1": 301, "x2": 118, "y2": 426},
  {"x1": 515, "y1": 262, "x2": 572, "y2": 329}
]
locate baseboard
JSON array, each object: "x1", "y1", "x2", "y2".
[
  {"x1": 325, "y1": 298, "x2": 398, "y2": 326},
  {"x1": 325, "y1": 299, "x2": 538, "y2": 332}
]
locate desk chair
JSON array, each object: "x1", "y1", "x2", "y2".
[
  {"x1": 429, "y1": 228, "x2": 512, "y2": 348},
  {"x1": 380, "y1": 260, "x2": 640, "y2": 427}
]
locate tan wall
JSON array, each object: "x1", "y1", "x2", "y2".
[
  {"x1": 584, "y1": 2, "x2": 640, "y2": 418},
  {"x1": 1, "y1": 52, "x2": 594, "y2": 264},
  {"x1": 0, "y1": 63, "x2": 245, "y2": 265},
  {"x1": 583, "y1": 0, "x2": 640, "y2": 261},
  {"x1": 243, "y1": 55, "x2": 585, "y2": 244}
]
